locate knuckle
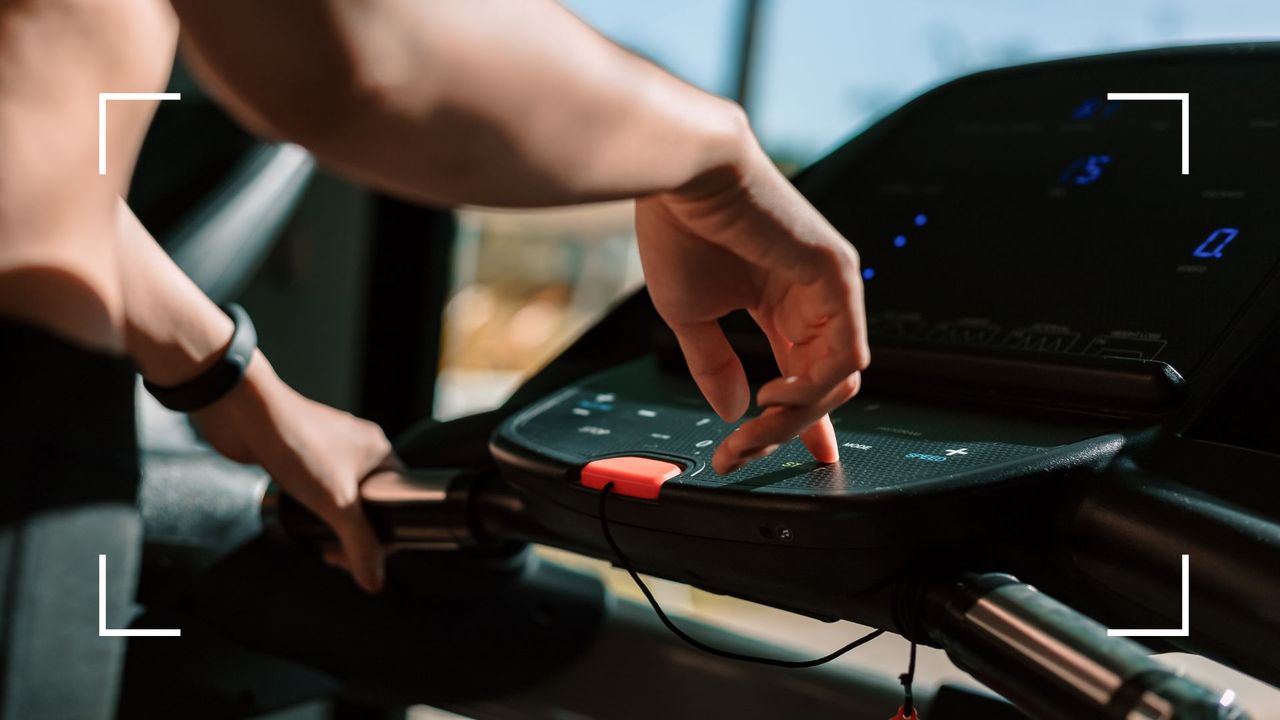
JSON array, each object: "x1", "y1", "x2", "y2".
[
  {"x1": 828, "y1": 354, "x2": 861, "y2": 381},
  {"x1": 813, "y1": 244, "x2": 861, "y2": 295},
  {"x1": 855, "y1": 346, "x2": 871, "y2": 372},
  {"x1": 839, "y1": 372, "x2": 862, "y2": 399},
  {"x1": 325, "y1": 483, "x2": 360, "y2": 515},
  {"x1": 826, "y1": 243, "x2": 860, "y2": 274},
  {"x1": 367, "y1": 423, "x2": 391, "y2": 449}
]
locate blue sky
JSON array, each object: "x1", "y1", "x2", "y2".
[{"x1": 565, "y1": 0, "x2": 1280, "y2": 164}]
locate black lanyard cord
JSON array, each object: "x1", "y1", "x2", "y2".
[
  {"x1": 900, "y1": 639, "x2": 918, "y2": 716},
  {"x1": 597, "y1": 481, "x2": 886, "y2": 669}
]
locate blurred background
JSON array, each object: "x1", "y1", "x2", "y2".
[{"x1": 145, "y1": 1, "x2": 1280, "y2": 716}]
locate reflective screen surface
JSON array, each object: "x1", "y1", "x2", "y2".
[{"x1": 808, "y1": 51, "x2": 1280, "y2": 378}]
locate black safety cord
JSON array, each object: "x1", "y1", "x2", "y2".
[
  {"x1": 900, "y1": 640, "x2": 918, "y2": 717},
  {"x1": 597, "y1": 482, "x2": 885, "y2": 669}
]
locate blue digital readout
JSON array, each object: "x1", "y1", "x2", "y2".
[
  {"x1": 1193, "y1": 228, "x2": 1239, "y2": 259},
  {"x1": 1071, "y1": 96, "x2": 1120, "y2": 121},
  {"x1": 1060, "y1": 154, "x2": 1112, "y2": 186}
]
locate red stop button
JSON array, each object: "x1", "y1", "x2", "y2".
[{"x1": 580, "y1": 457, "x2": 683, "y2": 500}]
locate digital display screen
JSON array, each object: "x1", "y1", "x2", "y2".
[{"x1": 805, "y1": 52, "x2": 1280, "y2": 377}]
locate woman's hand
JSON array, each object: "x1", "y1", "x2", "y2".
[
  {"x1": 636, "y1": 129, "x2": 869, "y2": 475},
  {"x1": 191, "y1": 352, "x2": 395, "y2": 593}
]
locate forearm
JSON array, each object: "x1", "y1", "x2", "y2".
[
  {"x1": 171, "y1": 0, "x2": 752, "y2": 208},
  {"x1": 114, "y1": 199, "x2": 237, "y2": 386}
]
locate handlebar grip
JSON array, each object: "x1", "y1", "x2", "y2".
[
  {"x1": 264, "y1": 469, "x2": 479, "y2": 550},
  {"x1": 921, "y1": 574, "x2": 1249, "y2": 720}
]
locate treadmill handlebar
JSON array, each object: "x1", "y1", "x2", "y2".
[
  {"x1": 265, "y1": 471, "x2": 1253, "y2": 720},
  {"x1": 266, "y1": 468, "x2": 485, "y2": 551},
  {"x1": 914, "y1": 573, "x2": 1248, "y2": 720},
  {"x1": 1068, "y1": 454, "x2": 1280, "y2": 688}
]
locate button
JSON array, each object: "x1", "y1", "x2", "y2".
[
  {"x1": 1193, "y1": 227, "x2": 1238, "y2": 259},
  {"x1": 581, "y1": 457, "x2": 683, "y2": 500}
]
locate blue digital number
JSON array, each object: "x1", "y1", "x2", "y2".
[
  {"x1": 1071, "y1": 96, "x2": 1120, "y2": 121},
  {"x1": 1060, "y1": 154, "x2": 1112, "y2": 186},
  {"x1": 1193, "y1": 228, "x2": 1239, "y2": 259}
]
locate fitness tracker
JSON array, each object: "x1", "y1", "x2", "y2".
[{"x1": 144, "y1": 303, "x2": 258, "y2": 413}]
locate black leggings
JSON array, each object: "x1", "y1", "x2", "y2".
[{"x1": 0, "y1": 319, "x2": 139, "y2": 720}]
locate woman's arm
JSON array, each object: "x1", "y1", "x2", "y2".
[
  {"x1": 0, "y1": 0, "x2": 392, "y2": 591},
  {"x1": 116, "y1": 200, "x2": 393, "y2": 593},
  {"x1": 170, "y1": 0, "x2": 746, "y2": 208},
  {"x1": 171, "y1": 0, "x2": 871, "y2": 474}
]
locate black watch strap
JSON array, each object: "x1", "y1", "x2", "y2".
[{"x1": 144, "y1": 303, "x2": 258, "y2": 413}]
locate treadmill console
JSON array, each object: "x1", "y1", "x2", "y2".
[
  {"x1": 490, "y1": 46, "x2": 1280, "y2": 613},
  {"x1": 498, "y1": 358, "x2": 1112, "y2": 502},
  {"x1": 794, "y1": 44, "x2": 1280, "y2": 403}
]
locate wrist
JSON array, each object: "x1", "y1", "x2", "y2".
[
  {"x1": 672, "y1": 99, "x2": 768, "y2": 202},
  {"x1": 128, "y1": 304, "x2": 235, "y2": 387},
  {"x1": 191, "y1": 348, "x2": 282, "y2": 420}
]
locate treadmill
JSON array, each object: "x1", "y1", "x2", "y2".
[{"x1": 124, "y1": 44, "x2": 1280, "y2": 720}]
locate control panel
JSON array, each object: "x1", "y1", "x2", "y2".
[
  {"x1": 785, "y1": 48, "x2": 1280, "y2": 384},
  {"x1": 497, "y1": 358, "x2": 1114, "y2": 499}
]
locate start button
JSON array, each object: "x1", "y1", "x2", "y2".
[{"x1": 580, "y1": 456, "x2": 683, "y2": 500}]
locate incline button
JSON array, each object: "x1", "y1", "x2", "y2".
[{"x1": 580, "y1": 456, "x2": 683, "y2": 500}]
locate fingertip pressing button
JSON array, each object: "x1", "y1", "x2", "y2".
[{"x1": 580, "y1": 456, "x2": 684, "y2": 500}]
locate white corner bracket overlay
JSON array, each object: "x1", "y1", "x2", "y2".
[
  {"x1": 1107, "y1": 554, "x2": 1190, "y2": 638},
  {"x1": 98, "y1": 92, "x2": 181, "y2": 175},
  {"x1": 99, "y1": 554, "x2": 180, "y2": 637},
  {"x1": 1105, "y1": 92, "x2": 1190, "y2": 175}
]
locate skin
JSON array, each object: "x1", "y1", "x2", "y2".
[{"x1": 0, "y1": 0, "x2": 869, "y2": 593}]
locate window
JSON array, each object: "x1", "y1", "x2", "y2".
[{"x1": 751, "y1": 0, "x2": 1280, "y2": 165}]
